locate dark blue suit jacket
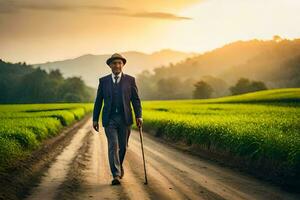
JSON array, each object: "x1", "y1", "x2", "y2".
[{"x1": 93, "y1": 73, "x2": 142, "y2": 127}]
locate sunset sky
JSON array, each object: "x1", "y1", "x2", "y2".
[{"x1": 0, "y1": 0, "x2": 299, "y2": 63}]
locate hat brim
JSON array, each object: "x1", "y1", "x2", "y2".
[{"x1": 106, "y1": 57, "x2": 126, "y2": 66}]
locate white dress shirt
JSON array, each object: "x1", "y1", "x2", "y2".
[{"x1": 111, "y1": 71, "x2": 122, "y2": 84}]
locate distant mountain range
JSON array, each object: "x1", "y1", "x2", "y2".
[
  {"x1": 28, "y1": 37, "x2": 300, "y2": 100},
  {"x1": 143, "y1": 37, "x2": 300, "y2": 87},
  {"x1": 33, "y1": 49, "x2": 197, "y2": 87},
  {"x1": 135, "y1": 37, "x2": 300, "y2": 99}
]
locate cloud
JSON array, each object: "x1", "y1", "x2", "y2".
[
  {"x1": 129, "y1": 12, "x2": 192, "y2": 20},
  {"x1": 0, "y1": 1, "x2": 192, "y2": 20},
  {"x1": 0, "y1": 1, "x2": 126, "y2": 12}
]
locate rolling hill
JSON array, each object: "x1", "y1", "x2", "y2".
[
  {"x1": 136, "y1": 37, "x2": 300, "y2": 100},
  {"x1": 32, "y1": 49, "x2": 197, "y2": 87}
]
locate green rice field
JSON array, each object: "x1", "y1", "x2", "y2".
[
  {"x1": 0, "y1": 88, "x2": 299, "y2": 187},
  {"x1": 0, "y1": 103, "x2": 93, "y2": 172},
  {"x1": 137, "y1": 88, "x2": 300, "y2": 187}
]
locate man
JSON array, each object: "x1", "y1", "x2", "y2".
[{"x1": 92, "y1": 53, "x2": 143, "y2": 185}]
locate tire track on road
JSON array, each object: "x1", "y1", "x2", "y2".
[{"x1": 25, "y1": 119, "x2": 91, "y2": 200}]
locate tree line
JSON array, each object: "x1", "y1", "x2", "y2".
[
  {"x1": 193, "y1": 78, "x2": 267, "y2": 99},
  {"x1": 0, "y1": 59, "x2": 95, "y2": 103}
]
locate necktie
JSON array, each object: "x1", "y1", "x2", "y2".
[
  {"x1": 113, "y1": 75, "x2": 119, "y2": 113},
  {"x1": 114, "y1": 75, "x2": 119, "y2": 84}
]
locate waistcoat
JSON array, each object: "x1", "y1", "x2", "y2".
[{"x1": 110, "y1": 78, "x2": 124, "y2": 117}]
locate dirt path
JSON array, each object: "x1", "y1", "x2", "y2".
[
  {"x1": 24, "y1": 119, "x2": 91, "y2": 200},
  {"x1": 24, "y1": 118, "x2": 300, "y2": 200}
]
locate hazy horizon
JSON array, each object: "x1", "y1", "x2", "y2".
[
  {"x1": 1, "y1": 0, "x2": 300, "y2": 63},
  {"x1": 2, "y1": 36, "x2": 299, "y2": 65}
]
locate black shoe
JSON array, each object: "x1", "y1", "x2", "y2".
[
  {"x1": 120, "y1": 166, "x2": 124, "y2": 179},
  {"x1": 111, "y1": 176, "x2": 121, "y2": 185}
]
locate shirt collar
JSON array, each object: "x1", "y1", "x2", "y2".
[{"x1": 111, "y1": 71, "x2": 123, "y2": 82}]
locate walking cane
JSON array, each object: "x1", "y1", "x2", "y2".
[{"x1": 138, "y1": 124, "x2": 148, "y2": 184}]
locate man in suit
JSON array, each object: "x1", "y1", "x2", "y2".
[{"x1": 92, "y1": 53, "x2": 143, "y2": 185}]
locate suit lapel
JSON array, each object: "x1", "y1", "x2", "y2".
[
  {"x1": 120, "y1": 73, "x2": 125, "y2": 92},
  {"x1": 108, "y1": 75, "x2": 113, "y2": 97},
  {"x1": 120, "y1": 73, "x2": 126, "y2": 103}
]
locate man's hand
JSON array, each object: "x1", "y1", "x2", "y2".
[
  {"x1": 136, "y1": 117, "x2": 143, "y2": 128},
  {"x1": 93, "y1": 121, "x2": 99, "y2": 132}
]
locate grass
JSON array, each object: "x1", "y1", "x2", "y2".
[
  {"x1": 0, "y1": 103, "x2": 93, "y2": 172},
  {"x1": 133, "y1": 88, "x2": 300, "y2": 188},
  {"x1": 1, "y1": 88, "x2": 299, "y2": 188}
]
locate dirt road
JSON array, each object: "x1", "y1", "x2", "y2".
[{"x1": 24, "y1": 118, "x2": 299, "y2": 200}]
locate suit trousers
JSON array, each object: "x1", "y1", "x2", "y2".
[{"x1": 104, "y1": 113, "x2": 131, "y2": 178}]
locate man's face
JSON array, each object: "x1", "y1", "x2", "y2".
[{"x1": 109, "y1": 59, "x2": 124, "y2": 75}]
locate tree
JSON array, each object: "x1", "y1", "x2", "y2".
[
  {"x1": 58, "y1": 77, "x2": 89, "y2": 102},
  {"x1": 273, "y1": 35, "x2": 282, "y2": 42},
  {"x1": 201, "y1": 75, "x2": 229, "y2": 97},
  {"x1": 229, "y1": 78, "x2": 267, "y2": 95},
  {"x1": 193, "y1": 80, "x2": 213, "y2": 99},
  {"x1": 136, "y1": 70, "x2": 156, "y2": 100},
  {"x1": 156, "y1": 77, "x2": 183, "y2": 100},
  {"x1": 49, "y1": 69, "x2": 64, "y2": 82},
  {"x1": 17, "y1": 67, "x2": 50, "y2": 103}
]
